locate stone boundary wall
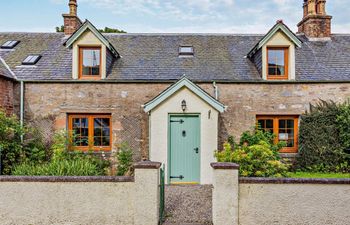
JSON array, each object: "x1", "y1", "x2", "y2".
[
  {"x1": 0, "y1": 161, "x2": 161, "y2": 225},
  {"x1": 211, "y1": 163, "x2": 350, "y2": 225}
]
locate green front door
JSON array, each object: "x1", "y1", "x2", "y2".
[{"x1": 169, "y1": 115, "x2": 200, "y2": 184}]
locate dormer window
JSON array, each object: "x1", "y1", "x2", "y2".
[
  {"x1": 179, "y1": 46, "x2": 194, "y2": 57},
  {"x1": 267, "y1": 47, "x2": 288, "y2": 80},
  {"x1": 79, "y1": 46, "x2": 101, "y2": 79}
]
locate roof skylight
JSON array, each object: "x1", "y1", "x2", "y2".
[
  {"x1": 22, "y1": 55, "x2": 42, "y2": 65},
  {"x1": 179, "y1": 46, "x2": 194, "y2": 57},
  {"x1": 1, "y1": 40, "x2": 20, "y2": 49}
]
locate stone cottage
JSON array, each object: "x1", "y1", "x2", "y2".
[{"x1": 0, "y1": 0, "x2": 349, "y2": 184}]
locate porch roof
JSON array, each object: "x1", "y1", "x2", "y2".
[{"x1": 143, "y1": 77, "x2": 226, "y2": 113}]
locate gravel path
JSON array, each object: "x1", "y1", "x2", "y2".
[{"x1": 163, "y1": 185, "x2": 213, "y2": 225}]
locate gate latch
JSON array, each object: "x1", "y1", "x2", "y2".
[{"x1": 170, "y1": 175, "x2": 184, "y2": 180}]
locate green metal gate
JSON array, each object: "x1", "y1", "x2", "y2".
[{"x1": 159, "y1": 164, "x2": 165, "y2": 224}]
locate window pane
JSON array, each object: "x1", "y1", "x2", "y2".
[
  {"x1": 81, "y1": 128, "x2": 88, "y2": 136},
  {"x1": 93, "y1": 117, "x2": 110, "y2": 147},
  {"x1": 82, "y1": 49, "x2": 100, "y2": 76},
  {"x1": 71, "y1": 117, "x2": 88, "y2": 146},
  {"x1": 81, "y1": 137, "x2": 89, "y2": 146},
  {"x1": 81, "y1": 118, "x2": 88, "y2": 127},
  {"x1": 73, "y1": 118, "x2": 80, "y2": 128},
  {"x1": 94, "y1": 137, "x2": 101, "y2": 146},
  {"x1": 102, "y1": 137, "x2": 110, "y2": 146},
  {"x1": 94, "y1": 118, "x2": 102, "y2": 128},
  {"x1": 91, "y1": 67, "x2": 100, "y2": 75},
  {"x1": 102, "y1": 128, "x2": 110, "y2": 136},
  {"x1": 94, "y1": 128, "x2": 102, "y2": 136},
  {"x1": 268, "y1": 49, "x2": 286, "y2": 76},
  {"x1": 268, "y1": 50, "x2": 277, "y2": 65},
  {"x1": 266, "y1": 119, "x2": 273, "y2": 129},
  {"x1": 279, "y1": 120, "x2": 286, "y2": 129},
  {"x1": 287, "y1": 139, "x2": 294, "y2": 147},
  {"x1": 257, "y1": 120, "x2": 265, "y2": 129},
  {"x1": 287, "y1": 119, "x2": 294, "y2": 129},
  {"x1": 268, "y1": 67, "x2": 276, "y2": 76}
]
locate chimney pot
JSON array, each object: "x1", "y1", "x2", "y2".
[
  {"x1": 63, "y1": 0, "x2": 82, "y2": 36},
  {"x1": 69, "y1": 0, "x2": 78, "y2": 16},
  {"x1": 297, "y1": 0, "x2": 332, "y2": 39}
]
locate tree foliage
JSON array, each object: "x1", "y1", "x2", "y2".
[
  {"x1": 98, "y1": 27, "x2": 127, "y2": 33},
  {"x1": 55, "y1": 26, "x2": 127, "y2": 33}
]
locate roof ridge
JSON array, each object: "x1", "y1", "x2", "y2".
[{"x1": 103, "y1": 33, "x2": 266, "y2": 36}]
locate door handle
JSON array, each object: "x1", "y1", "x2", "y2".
[{"x1": 194, "y1": 147, "x2": 199, "y2": 154}]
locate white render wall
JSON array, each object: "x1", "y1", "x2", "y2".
[
  {"x1": 149, "y1": 87, "x2": 219, "y2": 184},
  {"x1": 0, "y1": 163, "x2": 160, "y2": 225},
  {"x1": 211, "y1": 163, "x2": 350, "y2": 225},
  {"x1": 239, "y1": 183, "x2": 350, "y2": 225}
]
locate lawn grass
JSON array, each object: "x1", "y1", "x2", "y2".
[{"x1": 287, "y1": 172, "x2": 350, "y2": 179}]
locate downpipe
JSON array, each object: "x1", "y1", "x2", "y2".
[
  {"x1": 20, "y1": 81, "x2": 24, "y2": 143},
  {"x1": 213, "y1": 81, "x2": 218, "y2": 100}
]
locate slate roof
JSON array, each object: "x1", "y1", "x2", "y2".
[{"x1": 0, "y1": 32, "x2": 350, "y2": 82}]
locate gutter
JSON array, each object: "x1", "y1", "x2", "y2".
[{"x1": 16, "y1": 79, "x2": 350, "y2": 84}]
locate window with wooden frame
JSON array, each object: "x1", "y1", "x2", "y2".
[
  {"x1": 68, "y1": 114, "x2": 111, "y2": 151},
  {"x1": 267, "y1": 47, "x2": 289, "y2": 80},
  {"x1": 256, "y1": 115, "x2": 299, "y2": 153},
  {"x1": 79, "y1": 46, "x2": 101, "y2": 79}
]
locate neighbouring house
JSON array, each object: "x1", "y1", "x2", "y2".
[
  {"x1": 0, "y1": 58, "x2": 15, "y2": 115},
  {"x1": 0, "y1": 0, "x2": 349, "y2": 184}
]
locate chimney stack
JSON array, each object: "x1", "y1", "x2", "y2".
[
  {"x1": 297, "y1": 0, "x2": 332, "y2": 39},
  {"x1": 62, "y1": 0, "x2": 82, "y2": 36}
]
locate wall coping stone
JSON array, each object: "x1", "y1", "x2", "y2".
[
  {"x1": 239, "y1": 177, "x2": 350, "y2": 185},
  {"x1": 134, "y1": 161, "x2": 162, "y2": 169},
  {"x1": 211, "y1": 162, "x2": 239, "y2": 170},
  {"x1": 0, "y1": 176, "x2": 134, "y2": 183}
]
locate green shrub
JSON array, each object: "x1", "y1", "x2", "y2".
[
  {"x1": 13, "y1": 158, "x2": 104, "y2": 176},
  {"x1": 297, "y1": 100, "x2": 350, "y2": 172},
  {"x1": 0, "y1": 109, "x2": 50, "y2": 174},
  {"x1": 13, "y1": 130, "x2": 110, "y2": 176},
  {"x1": 116, "y1": 142, "x2": 133, "y2": 176},
  {"x1": 215, "y1": 129, "x2": 288, "y2": 177},
  {"x1": 0, "y1": 110, "x2": 25, "y2": 174}
]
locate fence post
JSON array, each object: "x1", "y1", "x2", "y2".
[
  {"x1": 134, "y1": 161, "x2": 162, "y2": 225},
  {"x1": 211, "y1": 162, "x2": 239, "y2": 225}
]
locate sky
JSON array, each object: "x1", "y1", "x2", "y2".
[{"x1": 0, "y1": 0, "x2": 349, "y2": 34}]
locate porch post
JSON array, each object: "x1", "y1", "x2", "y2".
[{"x1": 211, "y1": 162, "x2": 240, "y2": 225}]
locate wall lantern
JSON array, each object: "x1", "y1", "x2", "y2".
[{"x1": 181, "y1": 100, "x2": 187, "y2": 112}]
